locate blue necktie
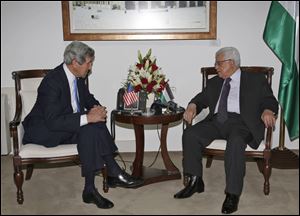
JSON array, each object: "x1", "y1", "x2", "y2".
[
  {"x1": 73, "y1": 78, "x2": 80, "y2": 113},
  {"x1": 217, "y1": 78, "x2": 231, "y2": 123}
]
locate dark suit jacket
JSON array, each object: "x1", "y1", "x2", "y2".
[
  {"x1": 190, "y1": 70, "x2": 278, "y2": 149},
  {"x1": 22, "y1": 63, "x2": 100, "y2": 147}
]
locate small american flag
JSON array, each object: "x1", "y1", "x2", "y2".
[{"x1": 123, "y1": 84, "x2": 139, "y2": 106}]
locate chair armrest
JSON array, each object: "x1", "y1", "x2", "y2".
[
  {"x1": 9, "y1": 91, "x2": 22, "y2": 130},
  {"x1": 10, "y1": 117, "x2": 21, "y2": 129},
  {"x1": 9, "y1": 101, "x2": 22, "y2": 156},
  {"x1": 264, "y1": 126, "x2": 273, "y2": 151},
  {"x1": 262, "y1": 126, "x2": 273, "y2": 164}
]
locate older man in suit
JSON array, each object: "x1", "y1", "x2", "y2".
[
  {"x1": 174, "y1": 47, "x2": 278, "y2": 214},
  {"x1": 22, "y1": 41, "x2": 143, "y2": 209}
]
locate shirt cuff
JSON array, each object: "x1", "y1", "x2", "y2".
[{"x1": 80, "y1": 114, "x2": 88, "y2": 126}]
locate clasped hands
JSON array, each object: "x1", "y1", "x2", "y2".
[{"x1": 87, "y1": 105, "x2": 107, "y2": 123}]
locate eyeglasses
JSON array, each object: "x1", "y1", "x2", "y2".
[{"x1": 214, "y1": 59, "x2": 232, "y2": 67}]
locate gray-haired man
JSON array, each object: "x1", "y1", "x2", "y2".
[{"x1": 174, "y1": 47, "x2": 278, "y2": 214}]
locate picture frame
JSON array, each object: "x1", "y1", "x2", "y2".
[{"x1": 62, "y1": 1, "x2": 217, "y2": 41}]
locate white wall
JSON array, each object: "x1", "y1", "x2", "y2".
[{"x1": 1, "y1": 1, "x2": 298, "y2": 152}]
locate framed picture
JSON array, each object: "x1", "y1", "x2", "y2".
[{"x1": 62, "y1": 1, "x2": 217, "y2": 41}]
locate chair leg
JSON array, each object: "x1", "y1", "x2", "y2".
[
  {"x1": 255, "y1": 158, "x2": 271, "y2": 195},
  {"x1": 25, "y1": 164, "x2": 34, "y2": 180},
  {"x1": 14, "y1": 166, "x2": 24, "y2": 204},
  {"x1": 102, "y1": 165, "x2": 109, "y2": 193},
  {"x1": 206, "y1": 155, "x2": 213, "y2": 168},
  {"x1": 262, "y1": 159, "x2": 271, "y2": 195}
]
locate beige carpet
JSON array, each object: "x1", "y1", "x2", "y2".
[{"x1": 1, "y1": 152, "x2": 299, "y2": 215}]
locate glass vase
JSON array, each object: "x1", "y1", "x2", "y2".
[{"x1": 146, "y1": 92, "x2": 155, "y2": 108}]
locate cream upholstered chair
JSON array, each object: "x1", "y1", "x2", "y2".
[
  {"x1": 9, "y1": 69, "x2": 108, "y2": 204},
  {"x1": 184, "y1": 66, "x2": 274, "y2": 195}
]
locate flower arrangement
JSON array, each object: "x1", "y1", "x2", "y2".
[{"x1": 124, "y1": 49, "x2": 168, "y2": 96}]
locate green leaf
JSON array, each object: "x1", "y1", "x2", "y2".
[
  {"x1": 153, "y1": 58, "x2": 156, "y2": 65},
  {"x1": 138, "y1": 50, "x2": 143, "y2": 63},
  {"x1": 146, "y1": 48, "x2": 152, "y2": 59}
]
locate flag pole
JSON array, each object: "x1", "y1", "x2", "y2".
[{"x1": 271, "y1": 108, "x2": 299, "y2": 169}]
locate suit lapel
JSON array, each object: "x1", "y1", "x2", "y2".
[
  {"x1": 59, "y1": 65, "x2": 73, "y2": 111},
  {"x1": 77, "y1": 78, "x2": 85, "y2": 112},
  {"x1": 239, "y1": 71, "x2": 247, "y2": 114},
  {"x1": 211, "y1": 77, "x2": 224, "y2": 114}
]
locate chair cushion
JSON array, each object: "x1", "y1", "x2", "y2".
[
  {"x1": 193, "y1": 111, "x2": 266, "y2": 152},
  {"x1": 20, "y1": 90, "x2": 37, "y2": 118},
  {"x1": 19, "y1": 143, "x2": 78, "y2": 158},
  {"x1": 206, "y1": 139, "x2": 265, "y2": 151},
  {"x1": 18, "y1": 90, "x2": 78, "y2": 158}
]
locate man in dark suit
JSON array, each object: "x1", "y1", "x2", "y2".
[
  {"x1": 174, "y1": 47, "x2": 278, "y2": 214},
  {"x1": 22, "y1": 41, "x2": 143, "y2": 209}
]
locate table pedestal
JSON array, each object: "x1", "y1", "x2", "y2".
[
  {"x1": 111, "y1": 111, "x2": 184, "y2": 187},
  {"x1": 132, "y1": 123, "x2": 181, "y2": 186}
]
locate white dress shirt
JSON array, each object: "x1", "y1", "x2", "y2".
[
  {"x1": 215, "y1": 69, "x2": 241, "y2": 114},
  {"x1": 63, "y1": 63, "x2": 88, "y2": 126}
]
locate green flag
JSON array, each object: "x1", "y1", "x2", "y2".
[{"x1": 263, "y1": 1, "x2": 299, "y2": 141}]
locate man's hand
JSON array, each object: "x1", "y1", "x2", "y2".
[
  {"x1": 261, "y1": 109, "x2": 276, "y2": 128},
  {"x1": 184, "y1": 103, "x2": 197, "y2": 125},
  {"x1": 87, "y1": 105, "x2": 107, "y2": 123}
]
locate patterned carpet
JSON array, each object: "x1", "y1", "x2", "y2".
[{"x1": 1, "y1": 152, "x2": 299, "y2": 215}]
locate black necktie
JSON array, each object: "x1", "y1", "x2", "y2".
[{"x1": 217, "y1": 78, "x2": 231, "y2": 123}]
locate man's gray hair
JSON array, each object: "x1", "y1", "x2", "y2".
[
  {"x1": 64, "y1": 41, "x2": 95, "y2": 65},
  {"x1": 216, "y1": 47, "x2": 241, "y2": 67}
]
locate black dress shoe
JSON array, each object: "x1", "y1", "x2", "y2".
[
  {"x1": 174, "y1": 176, "x2": 204, "y2": 199},
  {"x1": 221, "y1": 193, "x2": 239, "y2": 214},
  {"x1": 107, "y1": 171, "x2": 144, "y2": 188},
  {"x1": 82, "y1": 188, "x2": 114, "y2": 209}
]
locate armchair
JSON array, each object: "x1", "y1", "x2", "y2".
[{"x1": 9, "y1": 69, "x2": 108, "y2": 204}]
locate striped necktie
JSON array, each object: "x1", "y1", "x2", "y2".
[
  {"x1": 73, "y1": 78, "x2": 80, "y2": 113},
  {"x1": 217, "y1": 78, "x2": 231, "y2": 123}
]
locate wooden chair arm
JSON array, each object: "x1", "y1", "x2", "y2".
[
  {"x1": 265, "y1": 126, "x2": 273, "y2": 150},
  {"x1": 9, "y1": 117, "x2": 21, "y2": 129},
  {"x1": 263, "y1": 126, "x2": 273, "y2": 165},
  {"x1": 9, "y1": 102, "x2": 22, "y2": 156}
]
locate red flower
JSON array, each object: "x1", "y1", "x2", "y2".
[
  {"x1": 150, "y1": 80, "x2": 157, "y2": 85},
  {"x1": 146, "y1": 81, "x2": 157, "y2": 93},
  {"x1": 136, "y1": 63, "x2": 143, "y2": 70},
  {"x1": 141, "y1": 78, "x2": 148, "y2": 84},
  {"x1": 146, "y1": 83, "x2": 154, "y2": 92},
  {"x1": 134, "y1": 85, "x2": 142, "y2": 92},
  {"x1": 151, "y1": 64, "x2": 158, "y2": 72},
  {"x1": 157, "y1": 87, "x2": 163, "y2": 93}
]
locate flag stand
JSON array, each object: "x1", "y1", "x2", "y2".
[{"x1": 271, "y1": 108, "x2": 299, "y2": 169}]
